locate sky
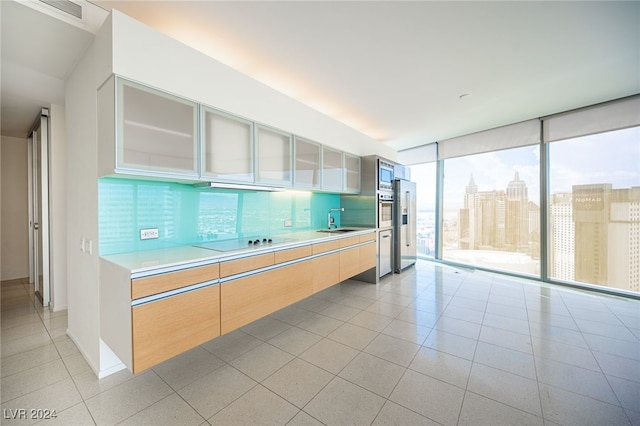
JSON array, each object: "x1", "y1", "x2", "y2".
[{"x1": 410, "y1": 126, "x2": 640, "y2": 211}]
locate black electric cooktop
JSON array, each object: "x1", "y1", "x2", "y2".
[{"x1": 194, "y1": 236, "x2": 294, "y2": 252}]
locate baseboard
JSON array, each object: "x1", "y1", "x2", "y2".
[
  {"x1": 66, "y1": 328, "x2": 101, "y2": 377},
  {"x1": 51, "y1": 303, "x2": 68, "y2": 312},
  {"x1": 66, "y1": 330, "x2": 127, "y2": 379}
]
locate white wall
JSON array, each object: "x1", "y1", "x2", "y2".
[
  {"x1": 108, "y1": 10, "x2": 396, "y2": 161},
  {"x1": 1, "y1": 136, "x2": 29, "y2": 281},
  {"x1": 65, "y1": 41, "x2": 101, "y2": 374},
  {"x1": 49, "y1": 104, "x2": 67, "y2": 310}
]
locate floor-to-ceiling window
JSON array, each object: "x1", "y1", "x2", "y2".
[
  {"x1": 548, "y1": 126, "x2": 640, "y2": 294},
  {"x1": 398, "y1": 95, "x2": 640, "y2": 297},
  {"x1": 441, "y1": 146, "x2": 541, "y2": 275},
  {"x1": 409, "y1": 162, "x2": 437, "y2": 258},
  {"x1": 435, "y1": 119, "x2": 542, "y2": 276}
]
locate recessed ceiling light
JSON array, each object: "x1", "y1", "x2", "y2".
[{"x1": 459, "y1": 93, "x2": 471, "y2": 100}]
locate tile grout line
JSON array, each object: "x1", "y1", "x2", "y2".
[{"x1": 525, "y1": 275, "x2": 549, "y2": 424}]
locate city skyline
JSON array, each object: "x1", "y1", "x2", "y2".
[
  {"x1": 410, "y1": 126, "x2": 639, "y2": 293},
  {"x1": 415, "y1": 179, "x2": 639, "y2": 292}
]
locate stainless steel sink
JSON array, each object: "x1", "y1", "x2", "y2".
[{"x1": 317, "y1": 228, "x2": 357, "y2": 233}]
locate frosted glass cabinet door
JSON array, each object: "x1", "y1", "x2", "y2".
[
  {"x1": 256, "y1": 125, "x2": 292, "y2": 186},
  {"x1": 202, "y1": 107, "x2": 254, "y2": 182},
  {"x1": 294, "y1": 137, "x2": 321, "y2": 189},
  {"x1": 117, "y1": 79, "x2": 198, "y2": 176},
  {"x1": 322, "y1": 146, "x2": 343, "y2": 191},
  {"x1": 344, "y1": 153, "x2": 361, "y2": 193}
]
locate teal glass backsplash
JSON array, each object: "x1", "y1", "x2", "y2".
[{"x1": 98, "y1": 178, "x2": 341, "y2": 255}]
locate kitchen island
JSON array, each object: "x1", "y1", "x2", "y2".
[{"x1": 99, "y1": 228, "x2": 376, "y2": 374}]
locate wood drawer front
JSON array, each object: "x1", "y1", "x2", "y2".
[
  {"x1": 359, "y1": 242, "x2": 377, "y2": 272},
  {"x1": 221, "y1": 261, "x2": 312, "y2": 334},
  {"x1": 131, "y1": 263, "x2": 220, "y2": 299},
  {"x1": 274, "y1": 245, "x2": 313, "y2": 263},
  {"x1": 313, "y1": 240, "x2": 340, "y2": 254},
  {"x1": 339, "y1": 236, "x2": 361, "y2": 248},
  {"x1": 132, "y1": 285, "x2": 220, "y2": 374},
  {"x1": 339, "y1": 247, "x2": 360, "y2": 282},
  {"x1": 312, "y1": 252, "x2": 340, "y2": 293},
  {"x1": 359, "y1": 233, "x2": 376, "y2": 243},
  {"x1": 220, "y1": 253, "x2": 274, "y2": 278}
]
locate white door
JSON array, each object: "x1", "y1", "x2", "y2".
[{"x1": 28, "y1": 110, "x2": 50, "y2": 307}]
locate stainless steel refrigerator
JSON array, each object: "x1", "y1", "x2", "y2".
[{"x1": 393, "y1": 178, "x2": 417, "y2": 272}]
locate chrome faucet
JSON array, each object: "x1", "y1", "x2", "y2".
[{"x1": 328, "y1": 208, "x2": 344, "y2": 229}]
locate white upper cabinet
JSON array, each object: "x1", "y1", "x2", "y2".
[
  {"x1": 344, "y1": 153, "x2": 361, "y2": 193},
  {"x1": 322, "y1": 146, "x2": 343, "y2": 192},
  {"x1": 97, "y1": 76, "x2": 362, "y2": 192},
  {"x1": 256, "y1": 125, "x2": 292, "y2": 186},
  {"x1": 294, "y1": 137, "x2": 321, "y2": 189},
  {"x1": 116, "y1": 78, "x2": 198, "y2": 177},
  {"x1": 202, "y1": 107, "x2": 254, "y2": 183}
]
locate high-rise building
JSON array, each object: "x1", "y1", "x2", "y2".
[
  {"x1": 528, "y1": 201, "x2": 540, "y2": 259},
  {"x1": 475, "y1": 190, "x2": 506, "y2": 249},
  {"x1": 572, "y1": 184, "x2": 611, "y2": 286},
  {"x1": 550, "y1": 192, "x2": 574, "y2": 281},
  {"x1": 459, "y1": 174, "x2": 508, "y2": 250},
  {"x1": 607, "y1": 186, "x2": 640, "y2": 292},
  {"x1": 459, "y1": 175, "x2": 477, "y2": 249},
  {"x1": 506, "y1": 172, "x2": 530, "y2": 252},
  {"x1": 460, "y1": 173, "x2": 526, "y2": 252},
  {"x1": 550, "y1": 185, "x2": 639, "y2": 292}
]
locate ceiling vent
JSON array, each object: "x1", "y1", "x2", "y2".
[{"x1": 39, "y1": 0, "x2": 82, "y2": 19}]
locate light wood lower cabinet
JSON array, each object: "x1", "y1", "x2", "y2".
[
  {"x1": 312, "y1": 252, "x2": 341, "y2": 293},
  {"x1": 339, "y1": 247, "x2": 360, "y2": 281},
  {"x1": 359, "y1": 233, "x2": 376, "y2": 244},
  {"x1": 358, "y1": 234, "x2": 377, "y2": 274},
  {"x1": 131, "y1": 263, "x2": 219, "y2": 299},
  {"x1": 132, "y1": 285, "x2": 220, "y2": 374},
  {"x1": 339, "y1": 236, "x2": 361, "y2": 248},
  {"x1": 220, "y1": 253, "x2": 274, "y2": 277},
  {"x1": 220, "y1": 261, "x2": 312, "y2": 334},
  {"x1": 274, "y1": 245, "x2": 312, "y2": 263},
  {"x1": 126, "y1": 231, "x2": 376, "y2": 374},
  {"x1": 359, "y1": 242, "x2": 376, "y2": 272},
  {"x1": 312, "y1": 240, "x2": 340, "y2": 254}
]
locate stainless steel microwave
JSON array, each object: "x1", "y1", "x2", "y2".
[{"x1": 378, "y1": 160, "x2": 395, "y2": 192}]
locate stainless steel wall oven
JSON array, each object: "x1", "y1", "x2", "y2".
[{"x1": 378, "y1": 192, "x2": 393, "y2": 228}]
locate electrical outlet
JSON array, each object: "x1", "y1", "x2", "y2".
[
  {"x1": 140, "y1": 228, "x2": 159, "y2": 240},
  {"x1": 284, "y1": 219, "x2": 292, "y2": 227}
]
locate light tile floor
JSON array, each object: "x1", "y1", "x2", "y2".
[{"x1": 2, "y1": 260, "x2": 639, "y2": 425}]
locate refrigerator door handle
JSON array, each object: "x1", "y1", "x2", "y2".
[{"x1": 405, "y1": 190, "x2": 411, "y2": 246}]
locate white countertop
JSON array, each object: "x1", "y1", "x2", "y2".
[{"x1": 101, "y1": 228, "x2": 376, "y2": 275}]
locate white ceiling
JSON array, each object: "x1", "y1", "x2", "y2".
[
  {"x1": 0, "y1": 1, "x2": 103, "y2": 137},
  {"x1": 2, "y1": 1, "x2": 639, "y2": 152}
]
